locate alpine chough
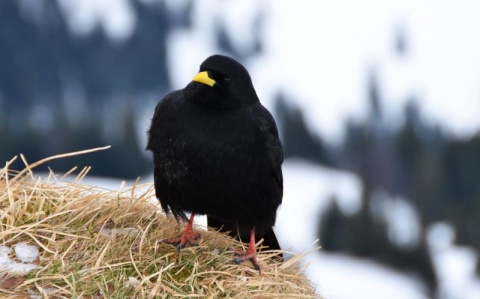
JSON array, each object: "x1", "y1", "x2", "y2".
[{"x1": 146, "y1": 54, "x2": 283, "y2": 271}]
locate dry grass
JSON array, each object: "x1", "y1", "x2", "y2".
[{"x1": 0, "y1": 147, "x2": 318, "y2": 298}]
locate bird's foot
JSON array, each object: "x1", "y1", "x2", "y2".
[
  {"x1": 163, "y1": 232, "x2": 201, "y2": 252},
  {"x1": 232, "y1": 249, "x2": 261, "y2": 274},
  {"x1": 231, "y1": 228, "x2": 261, "y2": 273},
  {"x1": 163, "y1": 214, "x2": 201, "y2": 253}
]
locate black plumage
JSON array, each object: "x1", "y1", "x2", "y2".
[{"x1": 146, "y1": 55, "x2": 283, "y2": 270}]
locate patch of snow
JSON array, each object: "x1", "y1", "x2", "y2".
[
  {"x1": 0, "y1": 244, "x2": 40, "y2": 274},
  {"x1": 57, "y1": 0, "x2": 135, "y2": 40},
  {"x1": 427, "y1": 222, "x2": 455, "y2": 250},
  {"x1": 28, "y1": 287, "x2": 57, "y2": 299},
  {"x1": 427, "y1": 223, "x2": 480, "y2": 299},
  {"x1": 276, "y1": 158, "x2": 362, "y2": 252},
  {"x1": 307, "y1": 252, "x2": 428, "y2": 299},
  {"x1": 370, "y1": 190, "x2": 421, "y2": 248},
  {"x1": 0, "y1": 246, "x2": 12, "y2": 261},
  {"x1": 13, "y1": 242, "x2": 40, "y2": 263},
  {"x1": 125, "y1": 276, "x2": 141, "y2": 288},
  {"x1": 75, "y1": 175, "x2": 132, "y2": 190}
]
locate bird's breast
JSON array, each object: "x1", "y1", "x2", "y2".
[{"x1": 155, "y1": 103, "x2": 269, "y2": 182}]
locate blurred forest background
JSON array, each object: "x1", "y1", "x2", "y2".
[{"x1": 1, "y1": 1, "x2": 480, "y2": 295}]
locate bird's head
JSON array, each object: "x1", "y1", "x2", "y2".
[{"x1": 186, "y1": 55, "x2": 259, "y2": 110}]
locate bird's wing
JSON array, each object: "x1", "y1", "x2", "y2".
[
  {"x1": 146, "y1": 91, "x2": 180, "y2": 151},
  {"x1": 146, "y1": 90, "x2": 184, "y2": 218},
  {"x1": 251, "y1": 103, "x2": 284, "y2": 196}
]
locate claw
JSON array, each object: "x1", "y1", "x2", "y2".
[
  {"x1": 231, "y1": 228, "x2": 261, "y2": 274},
  {"x1": 163, "y1": 214, "x2": 201, "y2": 254}
]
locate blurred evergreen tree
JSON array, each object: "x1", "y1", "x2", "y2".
[
  {"x1": 275, "y1": 93, "x2": 332, "y2": 165},
  {"x1": 215, "y1": 5, "x2": 264, "y2": 60},
  {"x1": 319, "y1": 196, "x2": 352, "y2": 252},
  {"x1": 394, "y1": 100, "x2": 447, "y2": 224},
  {"x1": 343, "y1": 70, "x2": 400, "y2": 192},
  {"x1": 443, "y1": 136, "x2": 480, "y2": 249},
  {"x1": 0, "y1": 0, "x2": 177, "y2": 178},
  {"x1": 319, "y1": 181, "x2": 437, "y2": 292}
]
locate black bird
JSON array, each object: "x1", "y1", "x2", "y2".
[{"x1": 146, "y1": 54, "x2": 283, "y2": 271}]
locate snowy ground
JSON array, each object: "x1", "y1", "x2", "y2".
[
  {"x1": 278, "y1": 160, "x2": 480, "y2": 299},
  {"x1": 428, "y1": 223, "x2": 480, "y2": 299},
  {"x1": 276, "y1": 159, "x2": 429, "y2": 299},
  {"x1": 0, "y1": 242, "x2": 40, "y2": 274},
  {"x1": 306, "y1": 252, "x2": 428, "y2": 299}
]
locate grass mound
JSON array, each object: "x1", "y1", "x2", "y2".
[{"x1": 0, "y1": 148, "x2": 317, "y2": 298}]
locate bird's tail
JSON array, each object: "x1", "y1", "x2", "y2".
[
  {"x1": 261, "y1": 227, "x2": 283, "y2": 262},
  {"x1": 262, "y1": 227, "x2": 281, "y2": 251}
]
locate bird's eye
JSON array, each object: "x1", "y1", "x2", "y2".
[
  {"x1": 207, "y1": 70, "x2": 231, "y2": 85},
  {"x1": 215, "y1": 74, "x2": 230, "y2": 83}
]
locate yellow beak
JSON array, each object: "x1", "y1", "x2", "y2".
[{"x1": 192, "y1": 71, "x2": 216, "y2": 87}]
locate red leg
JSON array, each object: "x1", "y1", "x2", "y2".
[
  {"x1": 163, "y1": 213, "x2": 201, "y2": 252},
  {"x1": 233, "y1": 227, "x2": 261, "y2": 273}
]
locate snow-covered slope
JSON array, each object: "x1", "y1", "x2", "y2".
[
  {"x1": 276, "y1": 159, "x2": 429, "y2": 299},
  {"x1": 276, "y1": 159, "x2": 361, "y2": 252}
]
